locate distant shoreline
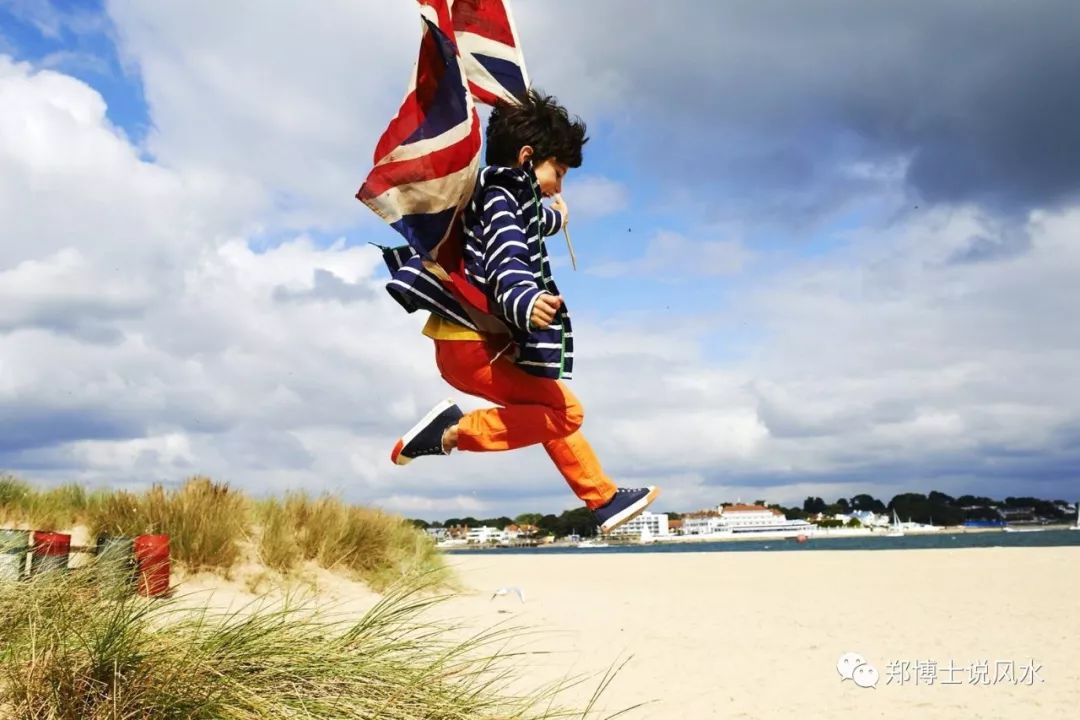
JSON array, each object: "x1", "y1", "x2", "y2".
[{"x1": 441, "y1": 525, "x2": 1079, "y2": 552}]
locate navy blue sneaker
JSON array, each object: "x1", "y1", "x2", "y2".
[
  {"x1": 391, "y1": 399, "x2": 463, "y2": 466},
  {"x1": 593, "y1": 486, "x2": 660, "y2": 533}
]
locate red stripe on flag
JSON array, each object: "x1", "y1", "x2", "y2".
[
  {"x1": 451, "y1": 0, "x2": 515, "y2": 47},
  {"x1": 373, "y1": 30, "x2": 446, "y2": 164},
  {"x1": 467, "y1": 80, "x2": 503, "y2": 106},
  {"x1": 417, "y1": 0, "x2": 455, "y2": 39},
  {"x1": 358, "y1": 112, "x2": 481, "y2": 200}
]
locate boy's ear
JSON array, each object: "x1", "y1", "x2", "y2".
[{"x1": 516, "y1": 145, "x2": 534, "y2": 166}]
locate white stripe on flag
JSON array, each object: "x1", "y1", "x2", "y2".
[
  {"x1": 460, "y1": 55, "x2": 520, "y2": 105},
  {"x1": 456, "y1": 32, "x2": 522, "y2": 63},
  {"x1": 376, "y1": 115, "x2": 475, "y2": 165},
  {"x1": 366, "y1": 157, "x2": 480, "y2": 224}
]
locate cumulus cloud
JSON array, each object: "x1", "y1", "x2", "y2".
[
  {"x1": 105, "y1": 0, "x2": 422, "y2": 231},
  {"x1": 0, "y1": 57, "x2": 439, "y2": 501},
  {"x1": 0, "y1": 56, "x2": 262, "y2": 267},
  {"x1": 0, "y1": 249, "x2": 148, "y2": 341},
  {"x1": 573, "y1": 205, "x2": 1080, "y2": 502},
  {"x1": 562, "y1": 174, "x2": 629, "y2": 221},
  {"x1": 589, "y1": 230, "x2": 751, "y2": 278}
]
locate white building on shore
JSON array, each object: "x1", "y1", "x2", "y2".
[
  {"x1": 609, "y1": 511, "x2": 670, "y2": 539},
  {"x1": 465, "y1": 526, "x2": 507, "y2": 544},
  {"x1": 720, "y1": 504, "x2": 814, "y2": 535},
  {"x1": 424, "y1": 527, "x2": 449, "y2": 542},
  {"x1": 682, "y1": 504, "x2": 815, "y2": 538},
  {"x1": 681, "y1": 511, "x2": 726, "y2": 536},
  {"x1": 847, "y1": 510, "x2": 888, "y2": 527}
]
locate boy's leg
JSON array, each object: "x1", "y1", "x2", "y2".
[
  {"x1": 435, "y1": 338, "x2": 616, "y2": 510},
  {"x1": 541, "y1": 432, "x2": 614, "y2": 510}
]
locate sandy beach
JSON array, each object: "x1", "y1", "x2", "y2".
[
  {"x1": 431, "y1": 548, "x2": 1080, "y2": 719},
  {"x1": 173, "y1": 546, "x2": 1080, "y2": 719}
]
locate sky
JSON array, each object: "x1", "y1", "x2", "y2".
[{"x1": 1, "y1": 0, "x2": 1079, "y2": 519}]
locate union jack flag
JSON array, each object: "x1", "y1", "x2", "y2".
[
  {"x1": 452, "y1": 0, "x2": 530, "y2": 106},
  {"x1": 356, "y1": 0, "x2": 529, "y2": 261}
]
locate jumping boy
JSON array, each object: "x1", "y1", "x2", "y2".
[{"x1": 386, "y1": 90, "x2": 659, "y2": 534}]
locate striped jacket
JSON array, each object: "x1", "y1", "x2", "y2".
[{"x1": 378, "y1": 165, "x2": 574, "y2": 380}]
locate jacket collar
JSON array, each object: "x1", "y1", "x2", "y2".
[{"x1": 477, "y1": 164, "x2": 539, "y2": 206}]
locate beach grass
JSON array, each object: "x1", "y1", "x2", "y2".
[
  {"x1": 0, "y1": 475, "x2": 445, "y2": 589},
  {"x1": 257, "y1": 493, "x2": 448, "y2": 591},
  {"x1": 84, "y1": 476, "x2": 250, "y2": 572},
  {"x1": 0, "y1": 476, "x2": 96, "y2": 530},
  {"x1": 0, "y1": 565, "x2": 629, "y2": 720}
]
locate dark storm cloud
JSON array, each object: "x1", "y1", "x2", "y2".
[
  {"x1": 947, "y1": 230, "x2": 1032, "y2": 265},
  {"x1": 0, "y1": 405, "x2": 141, "y2": 453},
  {"x1": 527, "y1": 0, "x2": 1080, "y2": 216}
]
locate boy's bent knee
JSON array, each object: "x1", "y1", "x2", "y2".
[{"x1": 560, "y1": 401, "x2": 584, "y2": 436}]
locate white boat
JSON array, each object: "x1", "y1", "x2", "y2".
[
  {"x1": 576, "y1": 538, "x2": 610, "y2": 548},
  {"x1": 1003, "y1": 526, "x2": 1045, "y2": 533},
  {"x1": 639, "y1": 524, "x2": 656, "y2": 545},
  {"x1": 886, "y1": 509, "x2": 905, "y2": 537}
]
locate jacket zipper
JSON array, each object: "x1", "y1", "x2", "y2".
[{"x1": 529, "y1": 183, "x2": 566, "y2": 380}]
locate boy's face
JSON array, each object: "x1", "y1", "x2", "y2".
[
  {"x1": 532, "y1": 157, "x2": 569, "y2": 199},
  {"x1": 516, "y1": 146, "x2": 568, "y2": 198}
]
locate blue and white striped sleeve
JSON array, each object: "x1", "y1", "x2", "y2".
[
  {"x1": 482, "y1": 191, "x2": 543, "y2": 331},
  {"x1": 539, "y1": 205, "x2": 563, "y2": 236}
]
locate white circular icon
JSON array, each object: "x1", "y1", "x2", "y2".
[
  {"x1": 852, "y1": 663, "x2": 879, "y2": 688},
  {"x1": 836, "y1": 652, "x2": 867, "y2": 680}
]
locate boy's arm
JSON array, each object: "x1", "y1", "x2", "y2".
[
  {"x1": 482, "y1": 191, "x2": 545, "y2": 331},
  {"x1": 539, "y1": 204, "x2": 564, "y2": 237}
]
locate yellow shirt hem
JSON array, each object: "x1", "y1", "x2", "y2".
[{"x1": 422, "y1": 314, "x2": 486, "y2": 341}]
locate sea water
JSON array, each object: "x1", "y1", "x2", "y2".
[{"x1": 443, "y1": 528, "x2": 1080, "y2": 555}]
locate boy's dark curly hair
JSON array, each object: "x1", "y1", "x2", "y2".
[{"x1": 485, "y1": 89, "x2": 588, "y2": 168}]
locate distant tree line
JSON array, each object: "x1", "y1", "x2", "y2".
[{"x1": 786, "y1": 492, "x2": 1073, "y2": 525}]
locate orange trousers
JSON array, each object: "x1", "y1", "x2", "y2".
[{"x1": 434, "y1": 337, "x2": 617, "y2": 510}]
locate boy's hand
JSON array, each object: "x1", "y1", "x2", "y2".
[
  {"x1": 552, "y1": 194, "x2": 569, "y2": 226},
  {"x1": 530, "y1": 293, "x2": 563, "y2": 329}
]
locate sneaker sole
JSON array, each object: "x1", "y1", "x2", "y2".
[
  {"x1": 390, "y1": 398, "x2": 455, "y2": 466},
  {"x1": 599, "y1": 486, "x2": 661, "y2": 533}
]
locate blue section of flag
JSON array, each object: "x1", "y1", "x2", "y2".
[
  {"x1": 403, "y1": 20, "x2": 470, "y2": 145},
  {"x1": 390, "y1": 206, "x2": 458, "y2": 254},
  {"x1": 473, "y1": 53, "x2": 527, "y2": 99}
]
